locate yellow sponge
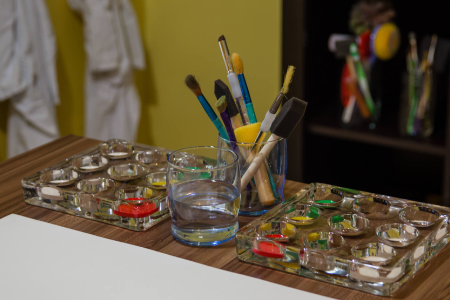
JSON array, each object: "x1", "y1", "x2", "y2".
[{"x1": 234, "y1": 122, "x2": 263, "y2": 144}]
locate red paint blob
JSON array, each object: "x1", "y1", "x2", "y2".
[
  {"x1": 265, "y1": 234, "x2": 287, "y2": 239},
  {"x1": 125, "y1": 197, "x2": 146, "y2": 201},
  {"x1": 252, "y1": 241, "x2": 284, "y2": 259},
  {"x1": 113, "y1": 202, "x2": 158, "y2": 218}
]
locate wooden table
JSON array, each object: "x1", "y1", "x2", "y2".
[{"x1": 1, "y1": 135, "x2": 449, "y2": 299}]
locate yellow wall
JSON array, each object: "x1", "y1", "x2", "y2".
[{"x1": 0, "y1": 0, "x2": 281, "y2": 160}]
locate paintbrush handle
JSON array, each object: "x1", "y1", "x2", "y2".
[
  {"x1": 229, "y1": 115, "x2": 242, "y2": 131},
  {"x1": 246, "y1": 103, "x2": 257, "y2": 124},
  {"x1": 219, "y1": 111, "x2": 238, "y2": 148},
  {"x1": 227, "y1": 73, "x2": 250, "y2": 125},
  {"x1": 238, "y1": 74, "x2": 257, "y2": 124},
  {"x1": 346, "y1": 56, "x2": 370, "y2": 119},
  {"x1": 241, "y1": 134, "x2": 279, "y2": 191},
  {"x1": 212, "y1": 118, "x2": 229, "y2": 140},
  {"x1": 350, "y1": 43, "x2": 376, "y2": 118},
  {"x1": 235, "y1": 97, "x2": 250, "y2": 125},
  {"x1": 197, "y1": 94, "x2": 217, "y2": 120},
  {"x1": 197, "y1": 94, "x2": 229, "y2": 139}
]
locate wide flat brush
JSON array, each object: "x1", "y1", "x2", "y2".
[
  {"x1": 184, "y1": 75, "x2": 229, "y2": 140},
  {"x1": 218, "y1": 35, "x2": 250, "y2": 125},
  {"x1": 231, "y1": 53, "x2": 257, "y2": 124},
  {"x1": 250, "y1": 65, "x2": 296, "y2": 153},
  {"x1": 214, "y1": 79, "x2": 242, "y2": 130},
  {"x1": 241, "y1": 98, "x2": 308, "y2": 190}
]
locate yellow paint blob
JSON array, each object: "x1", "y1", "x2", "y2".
[
  {"x1": 340, "y1": 220, "x2": 356, "y2": 230},
  {"x1": 234, "y1": 123, "x2": 263, "y2": 144},
  {"x1": 291, "y1": 216, "x2": 312, "y2": 221},
  {"x1": 270, "y1": 260, "x2": 299, "y2": 269},
  {"x1": 387, "y1": 229, "x2": 400, "y2": 238},
  {"x1": 151, "y1": 181, "x2": 166, "y2": 186},
  {"x1": 307, "y1": 232, "x2": 320, "y2": 242},
  {"x1": 281, "y1": 223, "x2": 296, "y2": 236},
  {"x1": 144, "y1": 190, "x2": 153, "y2": 198},
  {"x1": 259, "y1": 223, "x2": 271, "y2": 231}
]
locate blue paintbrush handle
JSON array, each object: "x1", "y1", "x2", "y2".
[
  {"x1": 212, "y1": 118, "x2": 229, "y2": 140},
  {"x1": 237, "y1": 74, "x2": 252, "y2": 105},
  {"x1": 196, "y1": 94, "x2": 229, "y2": 139},
  {"x1": 197, "y1": 94, "x2": 217, "y2": 120},
  {"x1": 246, "y1": 103, "x2": 257, "y2": 124}
]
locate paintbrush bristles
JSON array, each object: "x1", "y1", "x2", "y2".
[
  {"x1": 184, "y1": 75, "x2": 202, "y2": 97},
  {"x1": 216, "y1": 96, "x2": 228, "y2": 113},
  {"x1": 231, "y1": 53, "x2": 243, "y2": 74},
  {"x1": 282, "y1": 66, "x2": 295, "y2": 95}
]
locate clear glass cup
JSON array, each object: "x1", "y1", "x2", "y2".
[
  {"x1": 166, "y1": 146, "x2": 240, "y2": 246},
  {"x1": 218, "y1": 136, "x2": 287, "y2": 216}
]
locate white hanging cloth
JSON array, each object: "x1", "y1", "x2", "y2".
[
  {"x1": 0, "y1": 0, "x2": 60, "y2": 158},
  {"x1": 68, "y1": 0, "x2": 145, "y2": 141}
]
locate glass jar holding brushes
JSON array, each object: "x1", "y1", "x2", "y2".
[
  {"x1": 400, "y1": 34, "x2": 438, "y2": 138},
  {"x1": 183, "y1": 35, "x2": 298, "y2": 217}
]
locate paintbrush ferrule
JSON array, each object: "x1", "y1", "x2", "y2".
[
  {"x1": 227, "y1": 73, "x2": 249, "y2": 125},
  {"x1": 269, "y1": 88, "x2": 284, "y2": 114},
  {"x1": 219, "y1": 39, "x2": 234, "y2": 74}
]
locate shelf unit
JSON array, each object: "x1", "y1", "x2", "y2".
[{"x1": 283, "y1": 0, "x2": 450, "y2": 206}]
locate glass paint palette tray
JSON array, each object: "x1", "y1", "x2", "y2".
[
  {"x1": 21, "y1": 140, "x2": 171, "y2": 231},
  {"x1": 236, "y1": 183, "x2": 450, "y2": 296}
]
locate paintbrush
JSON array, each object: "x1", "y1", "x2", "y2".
[
  {"x1": 349, "y1": 43, "x2": 376, "y2": 118},
  {"x1": 241, "y1": 98, "x2": 307, "y2": 190},
  {"x1": 184, "y1": 75, "x2": 229, "y2": 140},
  {"x1": 215, "y1": 96, "x2": 238, "y2": 149},
  {"x1": 218, "y1": 35, "x2": 250, "y2": 125},
  {"x1": 414, "y1": 34, "x2": 438, "y2": 134},
  {"x1": 231, "y1": 53, "x2": 257, "y2": 124},
  {"x1": 216, "y1": 95, "x2": 254, "y2": 202},
  {"x1": 214, "y1": 79, "x2": 242, "y2": 130},
  {"x1": 249, "y1": 65, "x2": 295, "y2": 153},
  {"x1": 406, "y1": 32, "x2": 420, "y2": 135}
]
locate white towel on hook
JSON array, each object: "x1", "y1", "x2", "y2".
[
  {"x1": 0, "y1": 0, "x2": 60, "y2": 158},
  {"x1": 68, "y1": 0, "x2": 145, "y2": 141}
]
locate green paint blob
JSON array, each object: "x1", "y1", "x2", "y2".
[
  {"x1": 286, "y1": 207, "x2": 296, "y2": 214},
  {"x1": 316, "y1": 200, "x2": 335, "y2": 204},
  {"x1": 331, "y1": 215, "x2": 344, "y2": 223}
]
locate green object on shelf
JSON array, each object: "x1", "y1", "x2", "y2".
[
  {"x1": 349, "y1": 43, "x2": 376, "y2": 118},
  {"x1": 406, "y1": 56, "x2": 420, "y2": 135}
]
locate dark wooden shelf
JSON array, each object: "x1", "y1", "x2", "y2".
[{"x1": 306, "y1": 118, "x2": 447, "y2": 157}]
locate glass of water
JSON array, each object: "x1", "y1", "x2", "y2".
[{"x1": 167, "y1": 146, "x2": 241, "y2": 246}]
